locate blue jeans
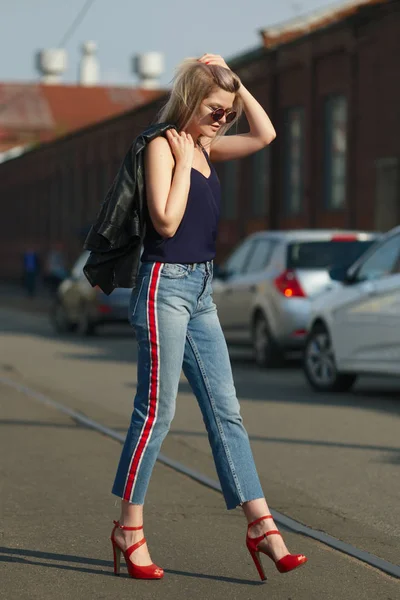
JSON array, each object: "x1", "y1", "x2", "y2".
[{"x1": 112, "y1": 261, "x2": 264, "y2": 509}]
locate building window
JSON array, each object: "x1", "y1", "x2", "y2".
[
  {"x1": 374, "y1": 157, "x2": 400, "y2": 231},
  {"x1": 283, "y1": 107, "x2": 304, "y2": 215},
  {"x1": 48, "y1": 175, "x2": 60, "y2": 240},
  {"x1": 252, "y1": 147, "x2": 269, "y2": 217},
  {"x1": 221, "y1": 160, "x2": 238, "y2": 219},
  {"x1": 324, "y1": 95, "x2": 347, "y2": 210}
]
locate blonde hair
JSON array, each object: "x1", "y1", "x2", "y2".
[{"x1": 156, "y1": 58, "x2": 243, "y2": 142}]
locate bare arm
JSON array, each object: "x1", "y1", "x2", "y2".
[
  {"x1": 144, "y1": 131, "x2": 194, "y2": 238},
  {"x1": 198, "y1": 54, "x2": 276, "y2": 162},
  {"x1": 210, "y1": 84, "x2": 276, "y2": 161}
]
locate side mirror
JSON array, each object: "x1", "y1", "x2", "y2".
[{"x1": 329, "y1": 266, "x2": 353, "y2": 284}]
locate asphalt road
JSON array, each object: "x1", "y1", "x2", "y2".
[{"x1": 1, "y1": 303, "x2": 399, "y2": 598}]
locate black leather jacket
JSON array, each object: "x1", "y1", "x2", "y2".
[{"x1": 83, "y1": 122, "x2": 176, "y2": 295}]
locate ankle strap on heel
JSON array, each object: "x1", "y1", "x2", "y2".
[
  {"x1": 247, "y1": 515, "x2": 273, "y2": 529},
  {"x1": 113, "y1": 519, "x2": 143, "y2": 531}
]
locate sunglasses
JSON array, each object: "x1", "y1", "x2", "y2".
[{"x1": 207, "y1": 105, "x2": 237, "y2": 124}]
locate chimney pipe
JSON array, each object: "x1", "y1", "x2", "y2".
[{"x1": 79, "y1": 41, "x2": 99, "y2": 86}]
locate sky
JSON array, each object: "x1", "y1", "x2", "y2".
[{"x1": 0, "y1": 0, "x2": 348, "y2": 87}]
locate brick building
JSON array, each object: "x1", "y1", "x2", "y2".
[
  {"x1": 0, "y1": 0, "x2": 399, "y2": 279},
  {"x1": 223, "y1": 0, "x2": 400, "y2": 253},
  {"x1": 0, "y1": 96, "x2": 167, "y2": 278}
]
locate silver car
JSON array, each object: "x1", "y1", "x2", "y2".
[
  {"x1": 303, "y1": 226, "x2": 400, "y2": 392},
  {"x1": 212, "y1": 230, "x2": 379, "y2": 367}
]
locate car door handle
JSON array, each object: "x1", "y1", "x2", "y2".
[{"x1": 362, "y1": 282, "x2": 377, "y2": 296}]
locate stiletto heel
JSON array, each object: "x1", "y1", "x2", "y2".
[
  {"x1": 110, "y1": 520, "x2": 164, "y2": 580},
  {"x1": 246, "y1": 515, "x2": 307, "y2": 580},
  {"x1": 111, "y1": 540, "x2": 121, "y2": 575},
  {"x1": 248, "y1": 548, "x2": 267, "y2": 581}
]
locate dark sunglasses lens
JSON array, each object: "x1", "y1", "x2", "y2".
[
  {"x1": 211, "y1": 108, "x2": 225, "y2": 122},
  {"x1": 226, "y1": 111, "x2": 237, "y2": 123}
]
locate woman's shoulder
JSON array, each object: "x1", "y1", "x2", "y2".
[
  {"x1": 145, "y1": 135, "x2": 173, "y2": 157},
  {"x1": 144, "y1": 134, "x2": 174, "y2": 169}
]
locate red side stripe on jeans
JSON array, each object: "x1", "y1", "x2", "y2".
[{"x1": 123, "y1": 262, "x2": 162, "y2": 501}]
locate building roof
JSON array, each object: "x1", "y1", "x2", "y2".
[
  {"x1": 0, "y1": 83, "x2": 165, "y2": 147},
  {"x1": 260, "y1": 0, "x2": 388, "y2": 48}
]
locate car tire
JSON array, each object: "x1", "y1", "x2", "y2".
[
  {"x1": 303, "y1": 323, "x2": 357, "y2": 392},
  {"x1": 50, "y1": 300, "x2": 76, "y2": 334},
  {"x1": 76, "y1": 304, "x2": 96, "y2": 336},
  {"x1": 252, "y1": 313, "x2": 283, "y2": 368}
]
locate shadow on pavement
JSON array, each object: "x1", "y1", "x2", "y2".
[
  {"x1": 174, "y1": 378, "x2": 400, "y2": 412},
  {"x1": 0, "y1": 419, "x2": 83, "y2": 429},
  {"x1": 0, "y1": 547, "x2": 260, "y2": 585},
  {"x1": 0, "y1": 548, "x2": 113, "y2": 577},
  {"x1": 167, "y1": 429, "x2": 400, "y2": 462},
  {"x1": 1, "y1": 417, "x2": 398, "y2": 465}
]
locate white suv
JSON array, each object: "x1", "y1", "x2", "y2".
[{"x1": 303, "y1": 226, "x2": 400, "y2": 392}]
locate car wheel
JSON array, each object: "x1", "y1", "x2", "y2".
[
  {"x1": 253, "y1": 313, "x2": 283, "y2": 368},
  {"x1": 303, "y1": 323, "x2": 357, "y2": 392},
  {"x1": 76, "y1": 304, "x2": 96, "y2": 336},
  {"x1": 50, "y1": 301, "x2": 76, "y2": 334}
]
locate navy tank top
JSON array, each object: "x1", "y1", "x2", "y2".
[{"x1": 141, "y1": 149, "x2": 221, "y2": 264}]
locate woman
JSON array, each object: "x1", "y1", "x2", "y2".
[{"x1": 110, "y1": 53, "x2": 307, "y2": 581}]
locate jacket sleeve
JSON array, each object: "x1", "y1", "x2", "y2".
[
  {"x1": 83, "y1": 146, "x2": 137, "y2": 251},
  {"x1": 82, "y1": 123, "x2": 177, "y2": 293},
  {"x1": 83, "y1": 123, "x2": 177, "y2": 252}
]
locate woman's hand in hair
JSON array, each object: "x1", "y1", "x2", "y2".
[
  {"x1": 198, "y1": 53, "x2": 230, "y2": 70},
  {"x1": 165, "y1": 129, "x2": 194, "y2": 170}
]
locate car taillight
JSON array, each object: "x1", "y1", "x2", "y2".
[
  {"x1": 330, "y1": 234, "x2": 357, "y2": 241},
  {"x1": 274, "y1": 270, "x2": 306, "y2": 298},
  {"x1": 97, "y1": 304, "x2": 112, "y2": 314}
]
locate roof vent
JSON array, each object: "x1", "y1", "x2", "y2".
[
  {"x1": 133, "y1": 52, "x2": 164, "y2": 89},
  {"x1": 36, "y1": 49, "x2": 67, "y2": 84},
  {"x1": 79, "y1": 41, "x2": 99, "y2": 86}
]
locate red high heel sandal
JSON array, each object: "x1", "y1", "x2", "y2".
[
  {"x1": 110, "y1": 520, "x2": 164, "y2": 580},
  {"x1": 246, "y1": 515, "x2": 307, "y2": 581}
]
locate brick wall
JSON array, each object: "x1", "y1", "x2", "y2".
[
  {"x1": 0, "y1": 98, "x2": 166, "y2": 278},
  {"x1": 0, "y1": 0, "x2": 399, "y2": 278}
]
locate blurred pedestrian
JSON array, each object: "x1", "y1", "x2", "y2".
[
  {"x1": 44, "y1": 245, "x2": 68, "y2": 295},
  {"x1": 108, "y1": 54, "x2": 307, "y2": 580},
  {"x1": 22, "y1": 248, "x2": 40, "y2": 297}
]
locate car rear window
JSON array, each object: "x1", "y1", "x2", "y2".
[{"x1": 287, "y1": 240, "x2": 376, "y2": 270}]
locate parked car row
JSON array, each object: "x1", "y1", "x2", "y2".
[
  {"x1": 50, "y1": 226, "x2": 400, "y2": 394},
  {"x1": 213, "y1": 226, "x2": 400, "y2": 391},
  {"x1": 212, "y1": 229, "x2": 378, "y2": 366}
]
